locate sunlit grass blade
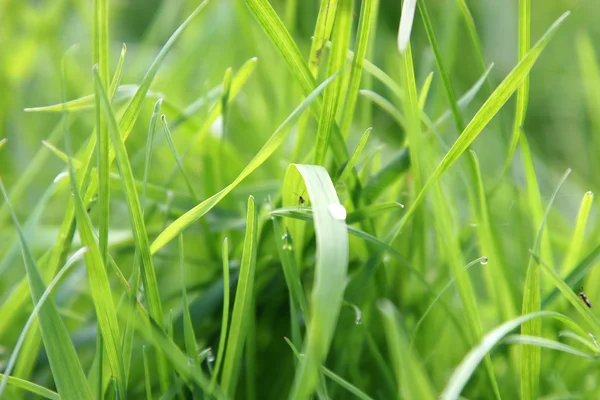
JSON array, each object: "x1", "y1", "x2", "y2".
[
  {"x1": 108, "y1": 43, "x2": 127, "y2": 98},
  {"x1": 337, "y1": 127, "x2": 372, "y2": 183},
  {"x1": 503, "y1": 335, "x2": 594, "y2": 359},
  {"x1": 0, "y1": 375, "x2": 59, "y2": 400},
  {"x1": 220, "y1": 196, "x2": 258, "y2": 396},
  {"x1": 378, "y1": 299, "x2": 435, "y2": 400},
  {"x1": 0, "y1": 247, "x2": 88, "y2": 397},
  {"x1": 387, "y1": 11, "x2": 570, "y2": 239},
  {"x1": 210, "y1": 238, "x2": 231, "y2": 390},
  {"x1": 313, "y1": 0, "x2": 351, "y2": 166},
  {"x1": 561, "y1": 191, "x2": 593, "y2": 275},
  {"x1": 418, "y1": 71, "x2": 433, "y2": 110},
  {"x1": 504, "y1": 0, "x2": 530, "y2": 172},
  {"x1": 150, "y1": 71, "x2": 340, "y2": 252},
  {"x1": 339, "y1": 0, "x2": 375, "y2": 138},
  {"x1": 285, "y1": 338, "x2": 375, "y2": 400},
  {"x1": 161, "y1": 114, "x2": 198, "y2": 202},
  {"x1": 286, "y1": 164, "x2": 349, "y2": 400},
  {"x1": 521, "y1": 167, "x2": 570, "y2": 400},
  {"x1": 440, "y1": 311, "x2": 571, "y2": 400},
  {"x1": 397, "y1": 0, "x2": 416, "y2": 53},
  {"x1": 0, "y1": 178, "x2": 93, "y2": 400},
  {"x1": 408, "y1": 256, "x2": 487, "y2": 351}
]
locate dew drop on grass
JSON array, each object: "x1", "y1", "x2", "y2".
[
  {"x1": 207, "y1": 349, "x2": 215, "y2": 363},
  {"x1": 328, "y1": 203, "x2": 347, "y2": 221},
  {"x1": 480, "y1": 256, "x2": 488, "y2": 265}
]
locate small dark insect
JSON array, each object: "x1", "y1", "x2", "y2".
[
  {"x1": 294, "y1": 190, "x2": 306, "y2": 206},
  {"x1": 579, "y1": 287, "x2": 592, "y2": 308}
]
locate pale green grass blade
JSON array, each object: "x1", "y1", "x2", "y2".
[
  {"x1": 397, "y1": 0, "x2": 416, "y2": 53},
  {"x1": 417, "y1": 0, "x2": 463, "y2": 131},
  {"x1": 220, "y1": 196, "x2": 258, "y2": 397},
  {"x1": 418, "y1": 72, "x2": 433, "y2": 110},
  {"x1": 0, "y1": 375, "x2": 59, "y2": 400},
  {"x1": 503, "y1": 335, "x2": 594, "y2": 359},
  {"x1": 408, "y1": 256, "x2": 487, "y2": 352},
  {"x1": 339, "y1": 0, "x2": 375, "y2": 138},
  {"x1": 179, "y1": 234, "x2": 199, "y2": 366},
  {"x1": 143, "y1": 99, "x2": 163, "y2": 208},
  {"x1": 210, "y1": 238, "x2": 231, "y2": 390},
  {"x1": 150, "y1": 71, "x2": 340, "y2": 252},
  {"x1": 557, "y1": 331, "x2": 599, "y2": 353},
  {"x1": 338, "y1": 127, "x2": 371, "y2": 183},
  {"x1": 285, "y1": 338, "x2": 375, "y2": 400},
  {"x1": 531, "y1": 251, "x2": 600, "y2": 333},
  {"x1": 64, "y1": 108, "x2": 126, "y2": 395},
  {"x1": 521, "y1": 168, "x2": 570, "y2": 400},
  {"x1": 109, "y1": 43, "x2": 127, "y2": 98},
  {"x1": 161, "y1": 114, "x2": 198, "y2": 202},
  {"x1": 313, "y1": 0, "x2": 352, "y2": 165},
  {"x1": 0, "y1": 247, "x2": 88, "y2": 397},
  {"x1": 345, "y1": 201, "x2": 404, "y2": 224},
  {"x1": 504, "y1": 0, "x2": 530, "y2": 171},
  {"x1": 388, "y1": 12, "x2": 570, "y2": 238},
  {"x1": 286, "y1": 164, "x2": 349, "y2": 400},
  {"x1": 142, "y1": 346, "x2": 152, "y2": 400},
  {"x1": 577, "y1": 33, "x2": 600, "y2": 166},
  {"x1": 359, "y1": 90, "x2": 406, "y2": 128},
  {"x1": 440, "y1": 311, "x2": 571, "y2": 400},
  {"x1": 244, "y1": 0, "x2": 351, "y2": 166},
  {"x1": 470, "y1": 150, "x2": 516, "y2": 319},
  {"x1": 378, "y1": 299, "x2": 435, "y2": 400},
  {"x1": 0, "y1": 178, "x2": 93, "y2": 400},
  {"x1": 561, "y1": 191, "x2": 593, "y2": 275}
]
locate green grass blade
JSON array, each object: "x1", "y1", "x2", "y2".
[
  {"x1": 179, "y1": 234, "x2": 199, "y2": 365},
  {"x1": 397, "y1": 0, "x2": 417, "y2": 53},
  {"x1": 504, "y1": 0, "x2": 530, "y2": 171},
  {"x1": 338, "y1": 127, "x2": 372, "y2": 183},
  {"x1": 0, "y1": 247, "x2": 88, "y2": 397},
  {"x1": 577, "y1": 33, "x2": 600, "y2": 171},
  {"x1": 440, "y1": 311, "x2": 569, "y2": 400},
  {"x1": 359, "y1": 90, "x2": 406, "y2": 128},
  {"x1": 109, "y1": 43, "x2": 127, "y2": 98},
  {"x1": 418, "y1": 71, "x2": 433, "y2": 110},
  {"x1": 142, "y1": 346, "x2": 152, "y2": 400},
  {"x1": 362, "y1": 149, "x2": 410, "y2": 202},
  {"x1": 285, "y1": 338, "x2": 375, "y2": 400},
  {"x1": 339, "y1": 0, "x2": 375, "y2": 138},
  {"x1": 503, "y1": 335, "x2": 594, "y2": 359},
  {"x1": 313, "y1": 0, "x2": 352, "y2": 165},
  {"x1": 0, "y1": 375, "x2": 60, "y2": 400},
  {"x1": 0, "y1": 178, "x2": 93, "y2": 400},
  {"x1": 150, "y1": 71, "x2": 340, "y2": 252},
  {"x1": 561, "y1": 191, "x2": 593, "y2": 276},
  {"x1": 220, "y1": 196, "x2": 258, "y2": 397},
  {"x1": 210, "y1": 238, "x2": 231, "y2": 390},
  {"x1": 286, "y1": 164, "x2": 349, "y2": 400},
  {"x1": 161, "y1": 114, "x2": 198, "y2": 202},
  {"x1": 521, "y1": 168, "x2": 570, "y2": 400},
  {"x1": 378, "y1": 299, "x2": 436, "y2": 400},
  {"x1": 388, "y1": 11, "x2": 570, "y2": 239}
]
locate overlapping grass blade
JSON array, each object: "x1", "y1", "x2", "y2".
[
  {"x1": 387, "y1": 11, "x2": 570, "y2": 239},
  {"x1": 0, "y1": 178, "x2": 93, "y2": 400},
  {"x1": 378, "y1": 299, "x2": 435, "y2": 400},
  {"x1": 339, "y1": 0, "x2": 375, "y2": 138},
  {"x1": 504, "y1": 0, "x2": 530, "y2": 171},
  {"x1": 418, "y1": 71, "x2": 433, "y2": 110},
  {"x1": 521, "y1": 168, "x2": 570, "y2": 400},
  {"x1": 210, "y1": 238, "x2": 231, "y2": 389},
  {"x1": 440, "y1": 311, "x2": 571, "y2": 400},
  {"x1": 179, "y1": 235, "x2": 199, "y2": 366},
  {"x1": 0, "y1": 247, "x2": 88, "y2": 397},
  {"x1": 161, "y1": 114, "x2": 198, "y2": 201},
  {"x1": 285, "y1": 338, "x2": 375, "y2": 400},
  {"x1": 220, "y1": 196, "x2": 258, "y2": 396},
  {"x1": 150, "y1": 71, "x2": 340, "y2": 252},
  {"x1": 359, "y1": 90, "x2": 406, "y2": 128},
  {"x1": 503, "y1": 335, "x2": 594, "y2": 359},
  {"x1": 338, "y1": 127, "x2": 372, "y2": 183},
  {"x1": 313, "y1": 0, "x2": 352, "y2": 166},
  {"x1": 286, "y1": 164, "x2": 349, "y2": 400},
  {"x1": 561, "y1": 191, "x2": 593, "y2": 275},
  {"x1": 0, "y1": 375, "x2": 59, "y2": 400}
]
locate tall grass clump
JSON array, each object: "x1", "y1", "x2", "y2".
[{"x1": 1, "y1": 0, "x2": 599, "y2": 399}]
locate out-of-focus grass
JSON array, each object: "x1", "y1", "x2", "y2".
[{"x1": 1, "y1": 0, "x2": 600, "y2": 399}]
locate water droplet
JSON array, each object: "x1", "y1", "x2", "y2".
[
  {"x1": 480, "y1": 256, "x2": 488, "y2": 265},
  {"x1": 207, "y1": 350, "x2": 215, "y2": 363},
  {"x1": 398, "y1": 203, "x2": 405, "y2": 208},
  {"x1": 587, "y1": 191, "x2": 594, "y2": 196},
  {"x1": 355, "y1": 317, "x2": 362, "y2": 325},
  {"x1": 328, "y1": 203, "x2": 347, "y2": 221},
  {"x1": 281, "y1": 233, "x2": 288, "y2": 241}
]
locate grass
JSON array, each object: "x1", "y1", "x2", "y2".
[{"x1": 1, "y1": 0, "x2": 600, "y2": 399}]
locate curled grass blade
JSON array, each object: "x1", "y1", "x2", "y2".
[
  {"x1": 286, "y1": 164, "x2": 349, "y2": 400},
  {"x1": 221, "y1": 196, "x2": 258, "y2": 397},
  {"x1": 150, "y1": 71, "x2": 340, "y2": 252}
]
